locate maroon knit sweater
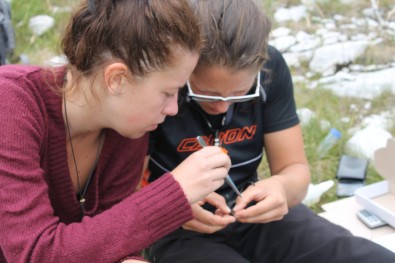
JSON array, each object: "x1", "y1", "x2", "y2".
[{"x1": 0, "y1": 65, "x2": 192, "y2": 262}]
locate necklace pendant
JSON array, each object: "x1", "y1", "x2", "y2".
[
  {"x1": 79, "y1": 197, "x2": 86, "y2": 205},
  {"x1": 79, "y1": 197, "x2": 85, "y2": 219}
]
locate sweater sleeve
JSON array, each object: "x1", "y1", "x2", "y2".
[
  {"x1": 0, "y1": 73, "x2": 193, "y2": 262},
  {"x1": 43, "y1": 173, "x2": 192, "y2": 262}
]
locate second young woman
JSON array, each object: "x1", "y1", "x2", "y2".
[{"x1": 144, "y1": 0, "x2": 395, "y2": 262}]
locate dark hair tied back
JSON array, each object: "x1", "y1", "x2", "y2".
[{"x1": 61, "y1": 0, "x2": 201, "y2": 77}]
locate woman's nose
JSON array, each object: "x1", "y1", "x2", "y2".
[
  {"x1": 163, "y1": 94, "x2": 179, "y2": 116},
  {"x1": 212, "y1": 101, "x2": 232, "y2": 114}
]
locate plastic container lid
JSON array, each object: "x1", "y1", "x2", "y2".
[{"x1": 329, "y1": 128, "x2": 342, "y2": 139}]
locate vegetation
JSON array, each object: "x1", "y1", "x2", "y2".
[
  {"x1": 259, "y1": 0, "x2": 395, "y2": 212},
  {"x1": 10, "y1": 0, "x2": 72, "y2": 64}
]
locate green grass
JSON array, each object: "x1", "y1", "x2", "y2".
[
  {"x1": 293, "y1": 85, "x2": 393, "y2": 210},
  {"x1": 258, "y1": 83, "x2": 390, "y2": 212},
  {"x1": 10, "y1": 1, "x2": 73, "y2": 64},
  {"x1": 10, "y1": 0, "x2": 395, "y2": 212}
]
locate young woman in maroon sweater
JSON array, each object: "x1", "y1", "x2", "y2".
[{"x1": 0, "y1": 0, "x2": 231, "y2": 262}]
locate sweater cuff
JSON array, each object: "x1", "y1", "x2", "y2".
[{"x1": 135, "y1": 173, "x2": 193, "y2": 241}]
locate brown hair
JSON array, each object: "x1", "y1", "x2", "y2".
[
  {"x1": 61, "y1": 0, "x2": 201, "y2": 77},
  {"x1": 190, "y1": 0, "x2": 271, "y2": 71}
]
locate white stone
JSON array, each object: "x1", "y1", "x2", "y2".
[
  {"x1": 29, "y1": 15, "x2": 55, "y2": 36},
  {"x1": 362, "y1": 113, "x2": 394, "y2": 130},
  {"x1": 309, "y1": 40, "x2": 369, "y2": 75},
  {"x1": 290, "y1": 37, "x2": 321, "y2": 52},
  {"x1": 321, "y1": 67, "x2": 395, "y2": 99},
  {"x1": 269, "y1": 35, "x2": 296, "y2": 52},
  {"x1": 271, "y1": 27, "x2": 291, "y2": 38},
  {"x1": 297, "y1": 108, "x2": 316, "y2": 126},
  {"x1": 45, "y1": 55, "x2": 68, "y2": 66},
  {"x1": 274, "y1": 6, "x2": 308, "y2": 23},
  {"x1": 341, "y1": 117, "x2": 351, "y2": 123},
  {"x1": 283, "y1": 53, "x2": 301, "y2": 68},
  {"x1": 320, "y1": 120, "x2": 331, "y2": 130},
  {"x1": 345, "y1": 126, "x2": 392, "y2": 160}
]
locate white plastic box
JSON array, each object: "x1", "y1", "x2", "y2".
[{"x1": 355, "y1": 138, "x2": 395, "y2": 228}]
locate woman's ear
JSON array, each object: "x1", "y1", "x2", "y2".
[{"x1": 104, "y1": 63, "x2": 129, "y2": 95}]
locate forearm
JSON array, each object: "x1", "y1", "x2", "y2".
[
  {"x1": 264, "y1": 125, "x2": 311, "y2": 208},
  {"x1": 0, "y1": 173, "x2": 192, "y2": 263},
  {"x1": 272, "y1": 162, "x2": 310, "y2": 208}
]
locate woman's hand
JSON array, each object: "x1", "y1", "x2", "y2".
[
  {"x1": 232, "y1": 177, "x2": 289, "y2": 223},
  {"x1": 232, "y1": 125, "x2": 310, "y2": 224},
  {"x1": 183, "y1": 192, "x2": 236, "y2": 233},
  {"x1": 172, "y1": 146, "x2": 231, "y2": 204}
]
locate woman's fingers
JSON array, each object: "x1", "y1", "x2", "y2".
[{"x1": 172, "y1": 146, "x2": 231, "y2": 204}]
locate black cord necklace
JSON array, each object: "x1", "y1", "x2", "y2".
[
  {"x1": 192, "y1": 101, "x2": 235, "y2": 146},
  {"x1": 63, "y1": 94, "x2": 103, "y2": 218}
]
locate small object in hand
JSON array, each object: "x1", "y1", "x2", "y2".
[
  {"x1": 220, "y1": 147, "x2": 228, "y2": 154},
  {"x1": 196, "y1": 136, "x2": 242, "y2": 197}
]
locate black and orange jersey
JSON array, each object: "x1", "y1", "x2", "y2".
[{"x1": 147, "y1": 46, "x2": 299, "y2": 208}]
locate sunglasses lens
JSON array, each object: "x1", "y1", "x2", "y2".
[
  {"x1": 190, "y1": 97, "x2": 219, "y2": 102},
  {"x1": 187, "y1": 72, "x2": 261, "y2": 103},
  {"x1": 190, "y1": 96, "x2": 257, "y2": 103}
]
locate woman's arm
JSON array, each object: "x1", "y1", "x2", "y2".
[
  {"x1": 233, "y1": 124, "x2": 310, "y2": 223},
  {"x1": 264, "y1": 124, "x2": 310, "y2": 206}
]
